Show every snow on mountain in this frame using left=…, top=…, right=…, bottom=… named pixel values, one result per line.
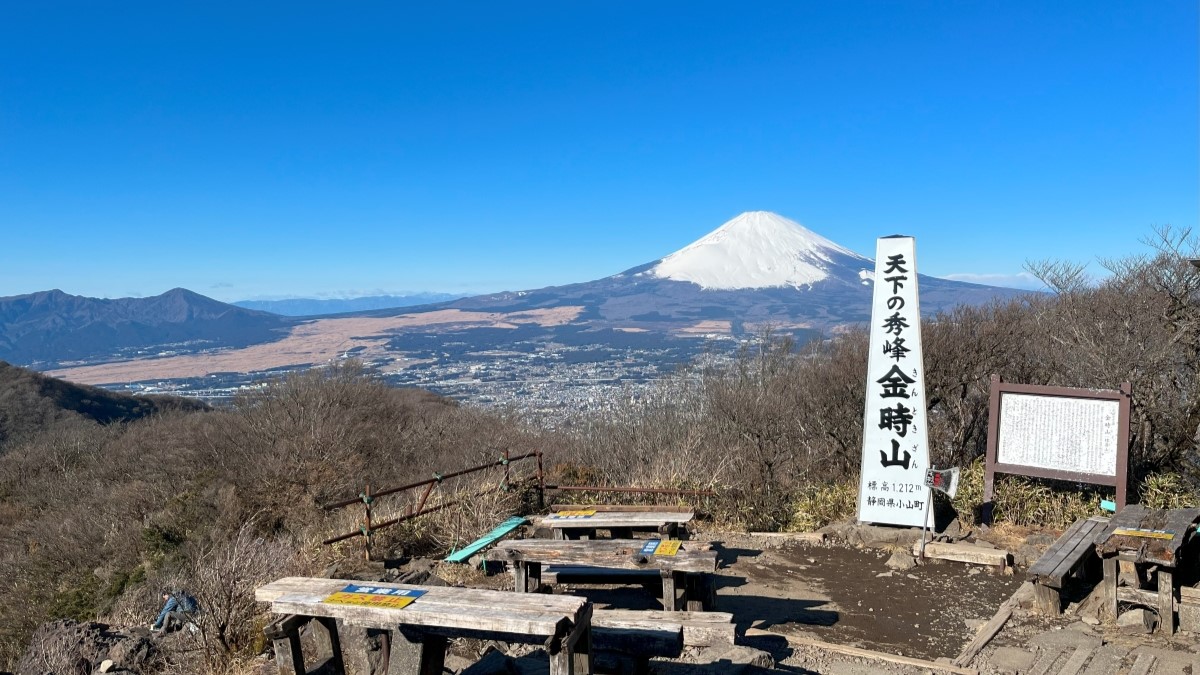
left=647, top=211, right=870, bottom=290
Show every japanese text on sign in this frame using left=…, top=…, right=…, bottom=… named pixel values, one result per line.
left=322, top=585, right=427, bottom=609
left=997, top=394, right=1120, bottom=476
left=857, top=237, right=932, bottom=528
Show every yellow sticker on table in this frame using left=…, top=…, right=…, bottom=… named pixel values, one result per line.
left=551, top=509, right=597, bottom=518
left=642, top=539, right=682, bottom=556
left=1113, top=528, right=1176, bottom=540
left=654, top=540, right=682, bottom=556
left=322, top=585, right=426, bottom=609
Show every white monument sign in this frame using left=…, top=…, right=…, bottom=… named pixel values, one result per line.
left=857, top=236, right=933, bottom=527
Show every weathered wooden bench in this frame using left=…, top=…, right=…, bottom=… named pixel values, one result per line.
left=256, top=577, right=593, bottom=675
left=1096, top=505, right=1200, bottom=634
left=1028, top=516, right=1109, bottom=615
left=486, top=539, right=718, bottom=611
left=588, top=609, right=735, bottom=675
left=536, top=511, right=695, bottom=541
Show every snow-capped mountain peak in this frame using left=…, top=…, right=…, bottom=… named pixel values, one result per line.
left=647, top=211, right=868, bottom=290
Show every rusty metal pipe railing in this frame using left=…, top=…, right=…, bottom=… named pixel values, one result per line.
left=321, top=479, right=522, bottom=546
left=322, top=450, right=541, bottom=511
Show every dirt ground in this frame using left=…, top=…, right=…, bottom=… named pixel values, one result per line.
left=708, top=534, right=1023, bottom=661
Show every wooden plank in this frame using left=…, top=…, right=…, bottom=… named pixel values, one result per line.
left=1117, top=586, right=1160, bottom=606
left=596, top=610, right=733, bottom=647
left=746, top=532, right=827, bottom=545
left=444, top=516, right=527, bottom=563
left=1056, top=646, right=1094, bottom=675
left=914, top=541, right=1008, bottom=568
left=1045, top=520, right=1103, bottom=582
left=744, top=628, right=977, bottom=675
left=537, top=512, right=695, bottom=530
left=1033, top=583, right=1062, bottom=616
left=257, top=578, right=588, bottom=637
left=486, top=539, right=717, bottom=574
left=1128, top=652, right=1156, bottom=675
left=1049, top=520, right=1106, bottom=581
left=952, top=582, right=1033, bottom=667
left=258, top=577, right=586, bottom=613
left=271, top=635, right=304, bottom=675
left=1029, top=518, right=1091, bottom=580
left=1103, top=557, right=1118, bottom=621
left=552, top=504, right=694, bottom=513
left=1158, top=568, right=1174, bottom=634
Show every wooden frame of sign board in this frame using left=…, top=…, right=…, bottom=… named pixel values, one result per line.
left=981, top=375, right=1131, bottom=525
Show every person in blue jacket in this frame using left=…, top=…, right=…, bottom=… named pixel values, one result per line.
left=150, top=589, right=199, bottom=632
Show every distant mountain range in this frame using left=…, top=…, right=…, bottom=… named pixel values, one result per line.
left=3, top=212, right=1030, bottom=378
left=0, top=288, right=288, bottom=367
left=233, top=293, right=468, bottom=316
left=420, top=211, right=1023, bottom=330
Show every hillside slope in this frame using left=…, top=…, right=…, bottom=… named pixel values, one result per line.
left=0, top=360, right=207, bottom=449
left=0, top=288, right=291, bottom=367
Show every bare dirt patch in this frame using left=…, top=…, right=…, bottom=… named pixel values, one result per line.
left=713, top=536, right=1023, bottom=662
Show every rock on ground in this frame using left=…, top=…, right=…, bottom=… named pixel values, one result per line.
left=15, top=620, right=157, bottom=675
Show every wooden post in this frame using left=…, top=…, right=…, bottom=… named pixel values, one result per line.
left=527, top=561, right=542, bottom=593
left=1103, top=556, right=1119, bottom=621
left=514, top=561, right=529, bottom=593
left=311, top=617, right=345, bottom=674
left=364, top=482, right=373, bottom=561
left=570, top=607, right=594, bottom=675
left=390, top=628, right=445, bottom=675
left=536, top=451, right=545, bottom=510
left=660, top=571, right=678, bottom=612
left=1158, top=568, right=1174, bottom=634
left=1033, top=585, right=1061, bottom=616
left=264, top=616, right=309, bottom=675
left=503, top=449, right=510, bottom=491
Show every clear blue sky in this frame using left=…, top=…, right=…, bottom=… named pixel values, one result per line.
left=1, top=2, right=1196, bottom=300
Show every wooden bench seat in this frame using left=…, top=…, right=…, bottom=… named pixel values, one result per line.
left=256, top=577, right=593, bottom=675
left=1028, top=516, right=1109, bottom=614
left=588, top=609, right=735, bottom=675
left=487, top=539, right=718, bottom=611
left=596, top=609, right=735, bottom=648
left=537, top=511, right=695, bottom=541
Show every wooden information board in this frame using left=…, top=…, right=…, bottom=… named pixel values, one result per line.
left=982, top=375, right=1131, bottom=523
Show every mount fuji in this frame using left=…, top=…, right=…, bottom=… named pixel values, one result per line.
left=399, top=211, right=1027, bottom=335
left=16, top=211, right=1030, bottom=385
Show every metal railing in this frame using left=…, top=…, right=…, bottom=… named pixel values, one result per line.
left=322, top=450, right=544, bottom=559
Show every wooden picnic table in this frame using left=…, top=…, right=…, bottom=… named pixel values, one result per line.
left=486, top=538, right=718, bottom=612
left=536, top=510, right=695, bottom=540
left=1094, top=505, right=1200, bottom=634
left=256, top=576, right=593, bottom=675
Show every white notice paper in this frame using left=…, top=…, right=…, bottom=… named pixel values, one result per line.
left=997, top=393, right=1120, bottom=476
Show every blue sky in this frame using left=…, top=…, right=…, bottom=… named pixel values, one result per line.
left=1, top=2, right=1195, bottom=301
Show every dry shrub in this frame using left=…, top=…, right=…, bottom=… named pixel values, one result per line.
left=788, top=478, right=859, bottom=532
left=1139, top=473, right=1200, bottom=509
left=188, top=523, right=304, bottom=665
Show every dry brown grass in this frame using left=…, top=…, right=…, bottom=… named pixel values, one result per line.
left=48, top=306, right=583, bottom=384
